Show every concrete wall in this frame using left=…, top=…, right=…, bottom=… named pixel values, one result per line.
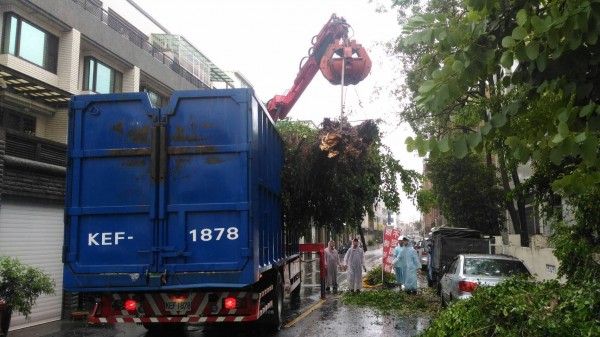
left=494, top=234, right=566, bottom=283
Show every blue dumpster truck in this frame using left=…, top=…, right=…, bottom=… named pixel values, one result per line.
left=63, top=89, right=301, bottom=331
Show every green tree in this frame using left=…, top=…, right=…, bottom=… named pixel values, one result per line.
left=385, top=1, right=600, bottom=334
left=395, top=0, right=600, bottom=274
left=426, top=153, right=505, bottom=235
left=277, top=118, right=421, bottom=249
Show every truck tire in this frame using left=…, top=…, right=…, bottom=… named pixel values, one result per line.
left=264, top=271, right=283, bottom=331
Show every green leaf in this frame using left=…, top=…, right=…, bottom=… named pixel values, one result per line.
left=531, top=15, right=548, bottom=34
left=558, top=108, right=569, bottom=122
left=502, top=101, right=521, bottom=116
left=579, top=104, right=595, bottom=117
left=452, top=60, right=464, bottom=72
left=558, top=121, right=570, bottom=137
left=419, top=80, right=436, bottom=94
left=547, top=28, right=559, bottom=49
left=466, top=132, right=482, bottom=148
left=438, top=138, right=450, bottom=153
left=420, top=29, right=434, bottom=43
left=491, top=114, right=507, bottom=127
left=452, top=137, right=468, bottom=159
left=481, top=123, right=492, bottom=135
left=514, top=43, right=527, bottom=61
left=502, top=36, right=515, bottom=48
left=549, top=147, right=563, bottom=165
left=581, top=135, right=598, bottom=166
left=512, top=26, right=528, bottom=40
left=516, top=9, right=528, bottom=26
left=432, top=84, right=450, bottom=109
left=505, top=136, right=520, bottom=148
left=500, top=51, right=514, bottom=68
left=552, top=133, right=564, bottom=144
left=535, top=50, right=547, bottom=71
left=428, top=137, right=438, bottom=152
left=574, top=131, right=587, bottom=143
left=432, top=69, right=444, bottom=79
left=405, top=137, right=415, bottom=152
left=526, top=41, right=540, bottom=60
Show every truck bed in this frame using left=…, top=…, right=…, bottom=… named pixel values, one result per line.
left=63, top=89, right=287, bottom=292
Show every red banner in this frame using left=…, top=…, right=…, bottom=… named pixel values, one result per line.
left=382, top=226, right=402, bottom=273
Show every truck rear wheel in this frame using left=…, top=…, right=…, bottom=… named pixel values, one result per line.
left=263, top=271, right=283, bottom=331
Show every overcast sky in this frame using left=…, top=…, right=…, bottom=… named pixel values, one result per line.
left=115, top=0, right=423, bottom=222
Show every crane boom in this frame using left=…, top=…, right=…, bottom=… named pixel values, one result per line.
left=267, top=14, right=371, bottom=121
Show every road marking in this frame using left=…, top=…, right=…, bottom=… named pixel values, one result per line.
left=283, top=298, right=326, bottom=329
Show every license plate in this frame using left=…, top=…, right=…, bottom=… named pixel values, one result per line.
left=165, top=300, right=191, bottom=311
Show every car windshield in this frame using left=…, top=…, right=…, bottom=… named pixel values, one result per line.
left=463, top=258, right=530, bottom=277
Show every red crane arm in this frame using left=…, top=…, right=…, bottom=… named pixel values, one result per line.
left=267, top=14, right=349, bottom=121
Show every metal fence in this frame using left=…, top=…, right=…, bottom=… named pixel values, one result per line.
left=71, top=0, right=210, bottom=89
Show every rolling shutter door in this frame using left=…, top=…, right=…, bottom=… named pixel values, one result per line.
left=0, top=199, right=63, bottom=330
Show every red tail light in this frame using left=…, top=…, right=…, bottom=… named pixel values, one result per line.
left=124, top=299, right=137, bottom=311
left=224, top=297, right=237, bottom=310
left=458, top=281, right=478, bottom=292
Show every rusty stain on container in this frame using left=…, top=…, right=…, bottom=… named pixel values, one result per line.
left=127, top=125, right=151, bottom=143
left=171, top=127, right=208, bottom=143
left=107, top=148, right=151, bottom=156
left=205, top=157, right=224, bottom=164
left=112, top=121, right=124, bottom=134
left=120, top=159, right=147, bottom=167
left=172, top=157, right=191, bottom=175
left=169, top=146, right=217, bottom=155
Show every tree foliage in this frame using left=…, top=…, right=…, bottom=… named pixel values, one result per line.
left=392, top=0, right=600, bottom=258
left=426, top=153, right=505, bottom=235
left=277, top=118, right=421, bottom=237
left=0, top=256, right=55, bottom=317
left=387, top=0, right=600, bottom=334
left=400, top=0, right=600, bottom=196
left=421, top=276, right=600, bottom=337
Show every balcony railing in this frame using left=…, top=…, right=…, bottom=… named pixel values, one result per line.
left=71, top=0, right=211, bottom=89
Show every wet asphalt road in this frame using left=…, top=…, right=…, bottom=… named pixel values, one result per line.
left=10, top=246, right=432, bottom=337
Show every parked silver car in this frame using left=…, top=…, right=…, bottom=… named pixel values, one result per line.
left=439, top=254, right=532, bottom=307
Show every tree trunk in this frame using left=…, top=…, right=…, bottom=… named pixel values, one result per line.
left=358, top=227, right=367, bottom=252
left=498, top=150, right=520, bottom=237
left=511, top=167, right=530, bottom=247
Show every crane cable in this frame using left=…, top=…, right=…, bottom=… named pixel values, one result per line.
left=340, top=56, right=345, bottom=132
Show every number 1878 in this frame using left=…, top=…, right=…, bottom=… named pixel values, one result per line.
left=189, top=227, right=239, bottom=242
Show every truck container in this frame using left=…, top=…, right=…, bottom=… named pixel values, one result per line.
left=427, top=227, right=490, bottom=289
left=63, top=89, right=301, bottom=331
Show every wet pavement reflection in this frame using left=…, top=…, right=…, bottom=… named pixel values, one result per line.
left=10, top=246, right=433, bottom=337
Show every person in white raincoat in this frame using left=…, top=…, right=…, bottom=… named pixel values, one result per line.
left=324, top=240, right=341, bottom=292
left=392, top=237, right=405, bottom=288
left=399, top=237, right=421, bottom=294
left=344, top=238, right=366, bottom=293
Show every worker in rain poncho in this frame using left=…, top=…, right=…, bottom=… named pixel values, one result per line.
left=343, top=238, right=366, bottom=293
left=391, top=236, right=405, bottom=288
left=399, top=237, right=421, bottom=294
left=324, top=240, right=341, bottom=292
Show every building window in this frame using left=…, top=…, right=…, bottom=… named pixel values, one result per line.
left=141, top=86, right=168, bottom=107
left=0, top=108, right=36, bottom=135
left=83, top=57, right=122, bottom=94
left=2, top=12, right=58, bottom=73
